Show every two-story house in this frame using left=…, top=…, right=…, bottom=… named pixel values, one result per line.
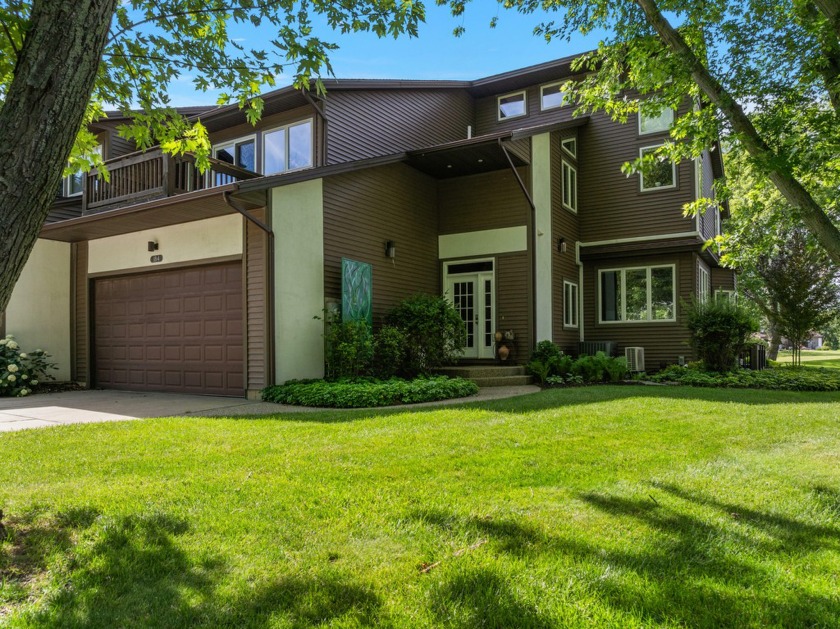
left=4, top=54, right=735, bottom=398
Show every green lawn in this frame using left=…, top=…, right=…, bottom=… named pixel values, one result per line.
left=777, top=348, right=840, bottom=368
left=2, top=386, right=839, bottom=628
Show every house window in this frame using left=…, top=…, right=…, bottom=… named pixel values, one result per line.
left=263, top=119, right=314, bottom=175
left=541, top=82, right=567, bottom=110
left=639, top=107, right=674, bottom=134
left=599, top=265, right=676, bottom=323
left=498, top=91, right=526, bottom=120
left=63, top=144, right=102, bottom=197
left=562, top=160, right=577, bottom=212
left=214, top=137, right=256, bottom=171
left=716, top=289, right=736, bottom=304
left=640, top=145, right=676, bottom=191
left=564, top=281, right=579, bottom=328
left=698, top=264, right=710, bottom=302
left=561, top=137, right=577, bottom=158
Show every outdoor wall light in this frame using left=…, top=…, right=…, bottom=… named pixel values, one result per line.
left=557, top=237, right=566, bottom=254
left=148, top=240, right=159, bottom=252
left=385, top=240, right=396, bottom=259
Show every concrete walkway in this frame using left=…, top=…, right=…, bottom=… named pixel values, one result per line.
left=0, top=385, right=541, bottom=432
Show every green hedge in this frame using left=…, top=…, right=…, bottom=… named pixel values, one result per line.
left=651, top=365, right=840, bottom=391
left=262, top=376, right=479, bottom=408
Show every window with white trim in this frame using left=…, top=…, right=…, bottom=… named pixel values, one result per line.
left=541, top=82, right=568, bottom=110
left=498, top=91, right=526, bottom=120
left=564, top=281, right=579, bottom=328
left=561, top=137, right=577, bottom=158
left=638, top=107, right=674, bottom=134
left=640, top=145, right=676, bottom=191
left=715, top=289, right=736, bottom=304
left=599, top=265, right=675, bottom=322
left=562, top=160, right=577, bottom=212
left=63, top=145, right=102, bottom=197
left=263, top=118, right=314, bottom=174
left=213, top=136, right=256, bottom=186
left=698, top=264, right=710, bottom=302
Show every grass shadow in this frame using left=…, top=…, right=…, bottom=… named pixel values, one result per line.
left=3, top=507, right=383, bottom=628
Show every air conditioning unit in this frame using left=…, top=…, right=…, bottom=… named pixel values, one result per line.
left=625, top=347, right=645, bottom=372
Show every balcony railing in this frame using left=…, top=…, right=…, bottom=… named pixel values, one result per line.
left=83, top=148, right=260, bottom=213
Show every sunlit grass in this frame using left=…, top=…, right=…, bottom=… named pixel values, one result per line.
left=2, top=386, right=839, bottom=627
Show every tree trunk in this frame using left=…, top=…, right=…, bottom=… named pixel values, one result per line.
left=768, top=323, right=781, bottom=361
left=0, top=0, right=118, bottom=312
left=635, top=0, right=840, bottom=266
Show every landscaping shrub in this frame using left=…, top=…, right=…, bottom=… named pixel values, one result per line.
left=385, top=294, right=465, bottom=376
left=651, top=364, right=840, bottom=391
left=262, top=376, right=478, bottom=408
left=323, top=317, right=373, bottom=380
left=0, top=335, right=56, bottom=397
left=686, top=297, right=758, bottom=372
left=527, top=342, right=626, bottom=386
left=371, top=325, right=406, bottom=380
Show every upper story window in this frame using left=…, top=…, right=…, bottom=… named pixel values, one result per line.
left=600, top=265, right=676, bottom=323
left=561, top=137, right=577, bottom=158
left=62, top=145, right=102, bottom=197
left=639, top=107, right=674, bottom=135
left=562, top=160, right=577, bottom=213
left=498, top=91, right=527, bottom=121
left=541, top=82, right=568, bottom=110
left=263, top=119, right=314, bottom=175
left=640, top=145, right=676, bottom=191
left=214, top=137, right=256, bottom=171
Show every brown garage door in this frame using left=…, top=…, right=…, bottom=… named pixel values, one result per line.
left=93, top=262, right=244, bottom=396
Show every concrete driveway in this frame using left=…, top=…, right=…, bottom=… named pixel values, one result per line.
left=0, top=385, right=540, bottom=432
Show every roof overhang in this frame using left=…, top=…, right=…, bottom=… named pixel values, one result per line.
left=39, top=186, right=266, bottom=243
left=579, top=237, right=706, bottom=261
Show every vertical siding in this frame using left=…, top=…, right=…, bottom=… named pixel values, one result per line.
left=438, top=167, right=530, bottom=234
left=325, top=89, right=474, bottom=164
left=245, top=208, right=270, bottom=389
left=322, top=163, right=439, bottom=322
left=582, top=251, right=695, bottom=371
left=73, top=241, right=89, bottom=383
left=551, top=131, right=582, bottom=352
left=496, top=252, right=532, bottom=363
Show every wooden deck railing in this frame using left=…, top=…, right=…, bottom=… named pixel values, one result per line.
left=84, top=149, right=260, bottom=212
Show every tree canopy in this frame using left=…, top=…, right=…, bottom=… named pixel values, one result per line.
left=0, top=0, right=425, bottom=311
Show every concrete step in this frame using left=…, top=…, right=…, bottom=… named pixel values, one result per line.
left=436, top=365, right=533, bottom=387
left=470, top=375, right=535, bottom=387
left=437, top=365, right=527, bottom=379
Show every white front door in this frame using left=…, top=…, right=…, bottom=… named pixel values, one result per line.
left=444, top=260, right=495, bottom=359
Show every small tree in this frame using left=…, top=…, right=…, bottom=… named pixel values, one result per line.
left=686, top=297, right=758, bottom=372
left=755, top=231, right=840, bottom=366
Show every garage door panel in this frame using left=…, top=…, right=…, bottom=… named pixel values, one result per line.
left=94, top=261, right=244, bottom=396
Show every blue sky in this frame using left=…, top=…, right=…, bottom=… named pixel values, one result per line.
left=167, top=3, right=609, bottom=105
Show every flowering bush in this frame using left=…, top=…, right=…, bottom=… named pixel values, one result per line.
left=0, top=335, right=57, bottom=397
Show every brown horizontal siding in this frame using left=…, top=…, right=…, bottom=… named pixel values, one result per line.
left=474, top=83, right=579, bottom=136
left=323, top=163, right=439, bottom=323
left=551, top=131, right=581, bottom=352
left=582, top=251, right=695, bottom=371
left=73, top=241, right=89, bottom=383
left=711, top=266, right=737, bottom=292
left=496, top=252, right=531, bottom=363
left=578, top=108, right=696, bottom=242
left=325, top=89, right=474, bottom=164
left=245, top=208, right=269, bottom=389
left=438, top=167, right=531, bottom=234
left=108, top=132, right=136, bottom=160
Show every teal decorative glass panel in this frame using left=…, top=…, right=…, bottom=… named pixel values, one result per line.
left=341, top=258, right=372, bottom=325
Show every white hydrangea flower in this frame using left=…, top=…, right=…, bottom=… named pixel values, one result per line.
left=7, top=341, right=18, bottom=350
left=31, top=380, right=38, bottom=386
left=19, top=353, right=27, bottom=358
left=7, top=374, right=16, bottom=382
left=7, top=364, right=18, bottom=373
left=21, top=374, right=28, bottom=380
left=19, top=388, right=29, bottom=396
left=0, top=339, right=6, bottom=346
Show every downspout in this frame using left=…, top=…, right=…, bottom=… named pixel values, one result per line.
left=499, top=138, right=537, bottom=354
left=302, top=89, right=328, bottom=166
left=224, top=189, right=275, bottom=388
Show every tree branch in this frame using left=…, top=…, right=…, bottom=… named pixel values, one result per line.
left=103, top=51, right=282, bottom=75
left=0, top=17, right=20, bottom=58
left=634, top=0, right=840, bottom=265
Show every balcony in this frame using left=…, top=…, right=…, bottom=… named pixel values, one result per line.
left=82, top=148, right=260, bottom=214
